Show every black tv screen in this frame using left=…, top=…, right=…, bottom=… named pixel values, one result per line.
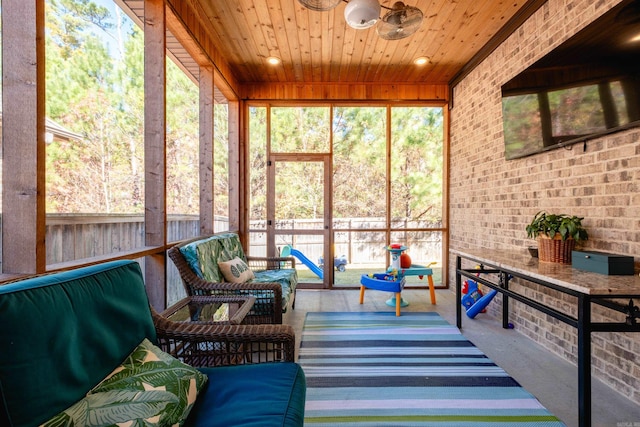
left=501, top=0, right=640, bottom=160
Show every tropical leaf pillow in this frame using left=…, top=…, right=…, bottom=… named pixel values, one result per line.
left=41, top=338, right=207, bottom=427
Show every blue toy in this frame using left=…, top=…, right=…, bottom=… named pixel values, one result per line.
left=466, top=288, right=498, bottom=318
left=461, top=279, right=483, bottom=309
left=318, top=254, right=348, bottom=272
left=359, top=273, right=406, bottom=316
left=461, top=279, right=497, bottom=319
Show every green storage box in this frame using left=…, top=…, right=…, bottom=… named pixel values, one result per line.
left=571, top=250, right=634, bottom=275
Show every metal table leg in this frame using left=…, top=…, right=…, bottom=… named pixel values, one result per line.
left=456, top=256, right=462, bottom=329
left=577, top=294, right=592, bottom=427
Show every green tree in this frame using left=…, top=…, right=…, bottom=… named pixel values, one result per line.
left=333, top=106, right=387, bottom=219
left=248, top=105, right=443, bottom=226
left=47, top=0, right=113, bottom=57
left=391, top=107, right=443, bottom=224
left=214, top=104, right=230, bottom=217
left=249, top=106, right=267, bottom=222
left=115, top=26, right=145, bottom=211
left=270, top=107, right=330, bottom=220
left=166, top=60, right=199, bottom=215
left=46, top=0, right=145, bottom=213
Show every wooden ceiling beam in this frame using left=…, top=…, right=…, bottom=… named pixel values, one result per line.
left=240, top=82, right=448, bottom=102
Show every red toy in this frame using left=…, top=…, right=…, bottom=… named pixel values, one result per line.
left=400, top=252, right=412, bottom=268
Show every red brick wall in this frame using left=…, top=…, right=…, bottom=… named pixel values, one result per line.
left=449, top=0, right=640, bottom=404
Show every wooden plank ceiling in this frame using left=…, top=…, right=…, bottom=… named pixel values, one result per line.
left=186, top=0, right=532, bottom=84
left=118, top=0, right=539, bottom=95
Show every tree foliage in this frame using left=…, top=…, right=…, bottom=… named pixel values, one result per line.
left=45, top=0, right=204, bottom=215
left=390, top=107, right=443, bottom=223
left=42, top=0, right=442, bottom=224
left=333, top=107, right=387, bottom=218
left=249, top=105, right=444, bottom=225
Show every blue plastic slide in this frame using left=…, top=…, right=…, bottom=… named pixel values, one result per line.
left=281, top=245, right=323, bottom=279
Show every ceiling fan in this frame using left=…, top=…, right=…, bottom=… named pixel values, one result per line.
left=297, top=0, right=424, bottom=40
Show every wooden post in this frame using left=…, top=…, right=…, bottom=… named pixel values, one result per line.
left=1, top=0, right=46, bottom=274
left=238, top=100, right=249, bottom=249
left=228, top=99, right=240, bottom=232
left=199, top=65, right=214, bottom=236
left=144, top=0, right=167, bottom=309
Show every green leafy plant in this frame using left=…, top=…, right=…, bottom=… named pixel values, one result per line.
left=526, top=211, right=589, bottom=242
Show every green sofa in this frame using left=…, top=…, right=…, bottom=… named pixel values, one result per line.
left=0, top=260, right=306, bottom=427
left=169, top=232, right=298, bottom=324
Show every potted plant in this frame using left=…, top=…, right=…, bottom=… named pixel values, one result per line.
left=525, top=211, right=588, bottom=263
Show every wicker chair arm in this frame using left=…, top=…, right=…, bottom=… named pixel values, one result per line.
left=151, top=307, right=296, bottom=366
left=187, top=279, right=282, bottom=295
left=246, top=256, right=296, bottom=270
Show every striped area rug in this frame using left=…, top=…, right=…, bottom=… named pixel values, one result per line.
left=299, top=312, right=566, bottom=426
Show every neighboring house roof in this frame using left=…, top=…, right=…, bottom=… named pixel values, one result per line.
left=44, top=117, right=84, bottom=142
left=0, top=111, right=84, bottom=143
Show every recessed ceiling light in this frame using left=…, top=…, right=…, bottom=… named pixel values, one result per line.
left=266, top=56, right=281, bottom=65
left=414, top=56, right=429, bottom=66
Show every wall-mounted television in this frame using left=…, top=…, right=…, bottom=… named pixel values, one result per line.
left=501, top=0, right=640, bottom=160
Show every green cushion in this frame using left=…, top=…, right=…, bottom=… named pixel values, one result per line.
left=0, top=260, right=156, bottom=427
left=186, top=363, right=306, bottom=427
left=195, top=237, right=224, bottom=282
left=194, top=233, right=247, bottom=283
left=217, top=232, right=247, bottom=262
left=42, top=338, right=207, bottom=427
left=179, top=238, right=211, bottom=278
left=252, top=269, right=298, bottom=313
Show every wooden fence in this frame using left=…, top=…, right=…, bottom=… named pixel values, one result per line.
left=0, top=215, right=442, bottom=304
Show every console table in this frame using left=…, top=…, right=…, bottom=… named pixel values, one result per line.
left=453, top=248, right=640, bottom=427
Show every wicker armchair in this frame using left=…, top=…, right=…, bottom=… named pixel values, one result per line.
left=168, top=235, right=297, bottom=325
left=151, top=296, right=296, bottom=367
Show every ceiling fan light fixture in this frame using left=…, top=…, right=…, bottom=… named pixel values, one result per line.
left=297, top=0, right=342, bottom=12
left=387, top=2, right=406, bottom=25
left=377, top=1, right=423, bottom=40
left=344, top=0, right=381, bottom=30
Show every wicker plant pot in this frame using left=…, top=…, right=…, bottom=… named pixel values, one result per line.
left=537, top=234, right=576, bottom=264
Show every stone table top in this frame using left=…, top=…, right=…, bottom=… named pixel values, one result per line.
left=452, top=248, right=639, bottom=296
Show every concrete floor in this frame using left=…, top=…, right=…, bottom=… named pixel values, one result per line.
left=285, top=287, right=640, bottom=427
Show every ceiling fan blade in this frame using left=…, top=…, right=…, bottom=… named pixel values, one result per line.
left=298, top=0, right=342, bottom=12
left=377, top=4, right=423, bottom=40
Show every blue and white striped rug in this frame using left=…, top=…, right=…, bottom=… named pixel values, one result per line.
left=299, top=312, right=566, bottom=426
